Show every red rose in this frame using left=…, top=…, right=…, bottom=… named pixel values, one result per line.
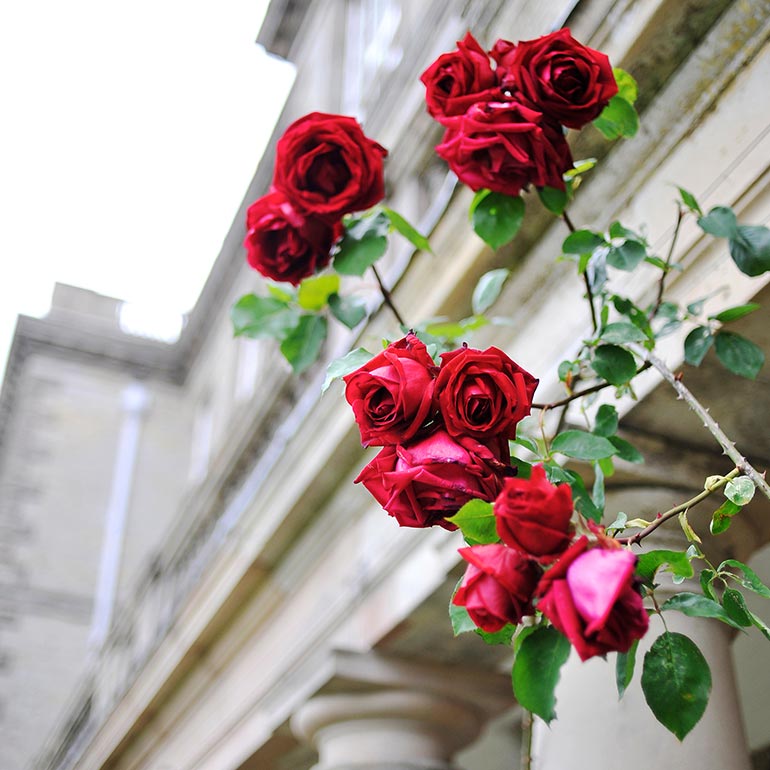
left=536, top=537, right=649, bottom=661
left=453, top=544, right=541, bottom=632
left=243, top=192, right=340, bottom=285
left=436, top=345, right=538, bottom=440
left=344, top=334, right=438, bottom=447
left=489, top=38, right=517, bottom=88
left=435, top=100, right=573, bottom=194
left=503, top=28, right=618, bottom=129
left=355, top=430, right=511, bottom=529
left=495, top=465, right=573, bottom=562
left=272, top=112, right=387, bottom=220
left=420, top=32, right=499, bottom=123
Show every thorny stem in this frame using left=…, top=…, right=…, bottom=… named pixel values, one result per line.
left=629, top=343, right=770, bottom=502
left=562, top=211, right=598, bottom=333
left=371, top=264, right=406, bottom=327
left=648, top=205, right=684, bottom=322
left=617, top=467, right=740, bottom=546
left=521, top=709, right=533, bottom=770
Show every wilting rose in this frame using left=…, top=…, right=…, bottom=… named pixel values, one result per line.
left=536, top=537, right=649, bottom=660
left=453, top=544, right=541, bottom=632
left=355, top=430, right=511, bottom=529
left=436, top=345, right=538, bottom=440
left=495, top=465, right=573, bottom=562
left=420, top=32, right=499, bottom=123
left=344, top=334, right=437, bottom=446
left=503, top=28, right=618, bottom=129
left=272, top=112, right=387, bottom=219
left=243, top=192, right=339, bottom=285
left=435, top=100, right=573, bottom=194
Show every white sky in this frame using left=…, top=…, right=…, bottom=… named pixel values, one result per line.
left=0, top=0, right=295, bottom=370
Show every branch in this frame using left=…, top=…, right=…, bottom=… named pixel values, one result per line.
left=629, top=344, right=770, bottom=501
left=371, top=264, right=406, bottom=327
left=617, top=468, right=740, bottom=546
left=562, top=211, right=598, bottom=333
left=648, top=205, right=684, bottom=322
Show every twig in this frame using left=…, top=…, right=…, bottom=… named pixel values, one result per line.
left=562, top=212, right=598, bottom=332
left=521, top=709, right=533, bottom=770
left=629, top=344, right=770, bottom=501
left=371, top=264, right=406, bottom=327
left=648, top=205, right=684, bottom=322
left=617, top=468, right=740, bottom=546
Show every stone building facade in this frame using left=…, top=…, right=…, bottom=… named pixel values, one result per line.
left=3, top=0, right=770, bottom=768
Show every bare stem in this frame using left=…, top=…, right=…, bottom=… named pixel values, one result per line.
left=562, top=212, right=598, bottom=333
left=521, top=709, right=533, bottom=770
left=648, top=205, right=684, bottom=322
left=371, top=264, right=406, bottom=327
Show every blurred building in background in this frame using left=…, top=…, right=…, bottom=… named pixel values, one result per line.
left=2, top=1, right=770, bottom=769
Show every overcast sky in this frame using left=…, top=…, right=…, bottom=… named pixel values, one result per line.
left=0, top=0, right=294, bottom=371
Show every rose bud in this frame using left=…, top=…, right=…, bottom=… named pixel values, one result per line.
left=453, top=544, right=541, bottom=632
left=503, top=28, right=618, bottom=129
left=494, top=465, right=573, bottom=562
left=243, top=192, right=339, bottom=285
left=436, top=345, right=538, bottom=440
left=272, top=112, right=387, bottom=220
left=355, top=429, right=511, bottom=529
left=536, top=537, right=649, bottom=661
left=344, top=334, right=438, bottom=447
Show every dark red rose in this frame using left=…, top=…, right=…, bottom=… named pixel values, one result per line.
left=436, top=345, right=538, bottom=440
left=453, top=544, right=541, bottom=632
left=355, top=430, right=511, bottom=529
left=435, top=100, right=573, bottom=194
left=421, top=32, right=499, bottom=123
left=495, top=465, right=573, bottom=562
left=536, top=537, right=649, bottom=661
left=489, top=38, right=517, bottom=87
left=243, top=192, right=340, bottom=285
left=272, top=112, right=387, bottom=220
left=503, top=28, right=618, bottom=129
left=344, top=334, right=438, bottom=447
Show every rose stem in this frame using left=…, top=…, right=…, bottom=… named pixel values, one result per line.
left=647, top=204, right=684, bottom=322
left=562, top=211, right=598, bottom=333
left=520, top=709, right=533, bottom=770
left=371, top=264, right=406, bottom=328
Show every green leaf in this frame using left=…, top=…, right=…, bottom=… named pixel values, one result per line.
left=641, top=632, right=712, bottom=740
left=266, top=283, right=296, bottom=302
left=593, top=404, right=619, bottom=438
left=722, top=588, right=753, bottom=627
left=593, top=95, right=639, bottom=139
left=608, top=436, right=644, bottom=464
left=552, top=467, right=602, bottom=523
left=678, top=187, right=702, bottom=216
left=476, top=624, right=516, bottom=646
left=563, top=229, right=605, bottom=255
left=469, top=188, right=492, bottom=219
left=700, top=568, right=718, bottom=602
left=537, top=186, right=568, bottom=215
left=729, top=224, right=770, bottom=276
left=472, top=268, right=511, bottom=315
left=711, top=303, right=760, bottom=323
left=724, top=476, right=755, bottom=506
left=564, top=158, right=597, bottom=179
left=322, top=347, right=373, bottom=393
left=449, top=578, right=477, bottom=635
left=592, top=344, right=637, bottom=385
left=472, top=192, right=526, bottom=249
left=279, top=315, right=328, bottom=374
left=636, top=550, right=694, bottom=583
left=425, top=315, right=488, bottom=339
left=600, top=322, right=648, bottom=344
left=748, top=610, right=770, bottom=642
left=612, top=295, right=654, bottom=339
left=714, top=331, right=764, bottom=379
left=333, top=212, right=390, bottom=275
left=606, top=240, right=647, bottom=271
left=616, top=640, right=639, bottom=699
left=231, top=294, right=300, bottom=339
left=383, top=207, right=432, bottom=252
left=661, top=592, right=744, bottom=630
left=718, top=559, right=770, bottom=599
left=684, top=326, right=714, bottom=366
left=328, top=293, right=367, bottom=329
left=551, top=430, right=617, bottom=461
left=709, top=499, right=741, bottom=535
left=512, top=626, right=571, bottom=724
left=445, top=499, right=498, bottom=545
left=557, top=359, right=580, bottom=382
left=513, top=435, right=539, bottom=455
left=297, top=274, right=340, bottom=311
left=613, top=68, right=638, bottom=104
left=592, top=462, right=605, bottom=510
left=697, top=206, right=738, bottom=239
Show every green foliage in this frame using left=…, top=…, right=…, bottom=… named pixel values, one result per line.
left=714, top=331, right=765, bottom=379
left=729, top=225, right=770, bottom=276
left=551, top=430, right=617, bottom=461
left=563, top=229, right=605, bottom=255
left=472, top=268, right=511, bottom=315
left=684, top=326, right=713, bottom=366
left=592, top=344, right=637, bottom=385
left=718, top=559, right=770, bottom=599
left=661, top=592, right=745, bottom=630
left=593, top=404, right=619, bottom=437
left=724, top=476, right=755, bottom=506
left=548, top=465, right=603, bottom=523
left=722, top=588, right=753, bottom=627
left=616, top=640, right=639, bottom=699
left=711, top=303, right=760, bottom=323
left=476, top=624, right=516, bottom=646
left=322, top=347, right=373, bottom=393
left=710, top=499, right=741, bottom=535
left=600, top=322, right=648, bottom=344
left=538, top=186, right=568, bottom=215
left=697, top=206, right=737, bottom=238
left=608, top=435, right=644, bottom=464
left=279, top=315, right=328, bottom=373
left=231, top=294, right=300, bottom=339
left=449, top=579, right=477, bottom=636
left=678, top=187, right=702, bottom=216
left=606, top=239, right=647, bottom=271
left=641, top=632, right=712, bottom=740
left=297, top=274, right=340, bottom=310
left=613, top=68, right=638, bottom=104
left=334, top=212, right=390, bottom=275
left=636, top=550, right=694, bottom=583
left=472, top=192, right=526, bottom=249
left=328, top=293, right=367, bottom=329
left=445, top=499, right=498, bottom=545
left=382, top=207, right=432, bottom=252
left=593, top=95, right=639, bottom=139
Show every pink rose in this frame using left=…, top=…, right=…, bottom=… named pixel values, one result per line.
left=536, top=537, right=649, bottom=660
left=453, top=544, right=541, bottom=632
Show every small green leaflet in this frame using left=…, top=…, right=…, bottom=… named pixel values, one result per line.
left=445, top=499, right=498, bottom=545
left=334, top=212, right=390, bottom=275
left=537, top=186, right=568, bottom=215
left=382, top=207, right=432, bottom=253
left=606, top=240, right=647, bottom=271
left=714, top=331, right=764, bottom=379
left=661, top=592, right=745, bottom=631
left=717, top=559, right=770, bottom=599
left=449, top=578, right=477, bottom=636
left=709, top=499, right=741, bottom=535
left=279, top=315, right=328, bottom=374
left=722, top=588, right=753, bottom=627
left=616, top=640, right=639, bottom=699
left=636, top=550, right=694, bottom=583
left=613, top=68, right=638, bottom=104
left=472, top=268, right=511, bottom=315
left=563, top=229, right=605, bottom=255
left=710, top=303, right=760, bottom=323
left=684, top=326, right=713, bottom=366
left=231, top=294, right=300, bottom=340
left=593, top=404, right=618, bottom=437
left=551, top=430, right=617, bottom=461
left=592, top=344, right=637, bottom=385
left=593, top=95, right=639, bottom=139
left=322, top=347, right=373, bottom=393
left=328, top=293, right=367, bottom=329
left=472, top=192, right=525, bottom=249
left=678, top=187, right=702, bottom=216
left=297, top=274, right=340, bottom=310
left=724, top=476, right=755, bottom=506
left=729, top=224, right=770, bottom=276
left=697, top=206, right=738, bottom=238
left=608, top=435, right=644, bottom=464
left=600, top=322, right=648, bottom=345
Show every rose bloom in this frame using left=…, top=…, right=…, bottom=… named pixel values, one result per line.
left=420, top=32, right=499, bottom=123
left=503, top=28, right=618, bottom=129
left=435, top=100, right=573, bottom=195
left=272, top=112, right=387, bottom=220
left=344, top=334, right=437, bottom=447
left=495, top=465, right=573, bottom=562
left=243, top=192, right=339, bottom=285
left=436, top=345, right=538, bottom=440
left=536, top=537, right=649, bottom=661
left=453, top=544, right=541, bottom=632
left=355, top=430, right=511, bottom=529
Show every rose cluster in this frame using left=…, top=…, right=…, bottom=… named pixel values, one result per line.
left=421, top=29, right=617, bottom=195
left=345, top=333, right=538, bottom=529
left=454, top=466, right=649, bottom=660
left=244, top=113, right=387, bottom=285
